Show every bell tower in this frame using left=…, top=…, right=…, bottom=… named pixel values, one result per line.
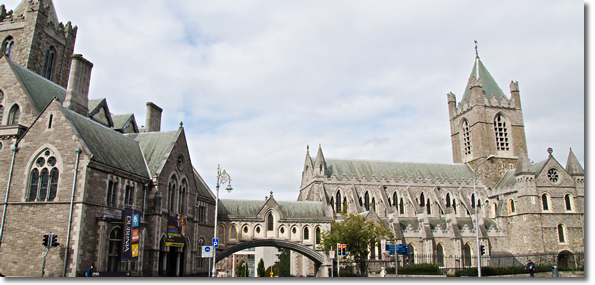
left=447, top=47, right=528, bottom=188
left=0, top=0, right=77, bottom=88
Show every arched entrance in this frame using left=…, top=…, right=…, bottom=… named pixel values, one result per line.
left=557, top=250, right=575, bottom=269
left=463, top=243, right=472, bottom=268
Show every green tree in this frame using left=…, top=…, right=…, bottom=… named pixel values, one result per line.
left=237, top=260, right=248, bottom=277
left=320, top=213, right=394, bottom=275
left=257, top=258, right=265, bottom=277
left=277, top=248, right=291, bottom=277
left=265, top=264, right=278, bottom=277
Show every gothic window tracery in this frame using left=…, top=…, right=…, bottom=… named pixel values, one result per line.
left=336, top=191, right=342, bottom=213
left=28, top=150, right=59, bottom=202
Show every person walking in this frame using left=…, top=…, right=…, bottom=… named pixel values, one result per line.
left=525, top=260, right=536, bottom=277
left=86, top=265, right=94, bottom=277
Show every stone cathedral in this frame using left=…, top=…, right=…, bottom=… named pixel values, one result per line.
left=298, top=55, right=584, bottom=270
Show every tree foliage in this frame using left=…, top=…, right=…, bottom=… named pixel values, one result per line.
left=320, top=213, right=394, bottom=275
left=277, top=248, right=291, bottom=277
left=257, top=258, right=265, bottom=277
left=236, top=260, right=248, bottom=277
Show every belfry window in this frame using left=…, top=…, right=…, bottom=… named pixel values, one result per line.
left=494, top=114, right=510, bottom=151
left=462, top=119, right=472, bottom=155
left=28, top=150, right=59, bottom=202
left=42, top=47, right=55, bottom=80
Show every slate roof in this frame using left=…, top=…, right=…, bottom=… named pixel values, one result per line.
left=462, top=58, right=507, bottom=103
left=60, top=103, right=150, bottom=179
left=312, top=157, right=474, bottom=181
left=193, top=167, right=215, bottom=202
left=87, top=98, right=104, bottom=114
left=126, top=130, right=179, bottom=175
left=111, top=113, right=134, bottom=130
left=9, top=59, right=66, bottom=113
left=218, top=199, right=326, bottom=218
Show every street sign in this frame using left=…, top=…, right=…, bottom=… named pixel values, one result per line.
left=381, top=239, right=386, bottom=253
left=202, top=246, right=213, bottom=257
left=396, top=244, right=409, bottom=255
left=330, top=251, right=335, bottom=259
left=386, top=244, right=396, bottom=256
left=213, top=238, right=219, bottom=248
left=382, top=253, right=385, bottom=262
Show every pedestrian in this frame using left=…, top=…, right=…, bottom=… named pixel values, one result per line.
left=86, top=265, right=94, bottom=277
left=525, top=259, right=535, bottom=277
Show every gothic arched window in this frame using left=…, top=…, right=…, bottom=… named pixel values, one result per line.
left=462, top=119, right=472, bottom=155
left=426, top=198, right=431, bottom=214
left=336, top=191, right=342, bottom=213
left=2, top=36, right=14, bottom=58
left=399, top=198, right=404, bottom=215
left=420, top=193, right=425, bottom=207
left=330, top=197, right=334, bottom=212
left=197, top=238, right=205, bottom=268
left=371, top=198, right=376, bottom=212
left=42, top=46, right=55, bottom=79
left=178, top=179, right=187, bottom=214
left=8, top=104, right=19, bottom=125
left=343, top=197, right=347, bottom=212
left=28, top=150, right=59, bottom=202
left=0, top=105, right=4, bottom=125
left=542, top=193, right=549, bottom=211
left=107, top=228, right=122, bottom=272
left=168, top=177, right=177, bottom=213
left=303, top=227, right=309, bottom=240
left=436, top=243, right=444, bottom=267
left=364, top=192, right=370, bottom=211
left=557, top=224, right=566, bottom=243
left=565, top=194, right=573, bottom=211
left=315, top=227, right=321, bottom=245
left=446, top=193, right=451, bottom=207
left=393, top=192, right=397, bottom=209
left=494, top=113, right=510, bottom=151
left=267, top=213, right=274, bottom=231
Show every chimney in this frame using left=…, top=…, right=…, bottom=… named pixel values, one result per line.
left=63, top=54, right=93, bottom=116
left=145, top=102, right=162, bottom=132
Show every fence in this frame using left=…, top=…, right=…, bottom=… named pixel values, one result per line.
left=346, top=252, right=584, bottom=276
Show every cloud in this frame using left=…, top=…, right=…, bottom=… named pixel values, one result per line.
left=4, top=0, right=582, bottom=201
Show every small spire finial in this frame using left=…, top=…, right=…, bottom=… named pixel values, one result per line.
left=180, top=121, right=183, bottom=128
left=474, top=40, right=479, bottom=58
left=307, top=145, right=309, bottom=152
left=547, top=147, right=553, bottom=156
left=270, top=191, right=273, bottom=197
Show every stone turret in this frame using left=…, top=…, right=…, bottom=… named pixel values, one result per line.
left=63, top=54, right=93, bottom=116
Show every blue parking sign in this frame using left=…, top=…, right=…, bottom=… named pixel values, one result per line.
left=213, top=238, right=219, bottom=248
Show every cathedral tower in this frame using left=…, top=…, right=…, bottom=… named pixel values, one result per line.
left=0, top=0, right=77, bottom=88
left=448, top=53, right=528, bottom=188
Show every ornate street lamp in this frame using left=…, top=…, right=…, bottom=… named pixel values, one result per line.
left=468, top=155, right=494, bottom=277
left=212, top=164, right=232, bottom=277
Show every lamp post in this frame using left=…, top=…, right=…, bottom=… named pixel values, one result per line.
left=213, top=164, right=233, bottom=277
left=469, top=155, right=495, bottom=277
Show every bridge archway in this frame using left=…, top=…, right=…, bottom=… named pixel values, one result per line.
left=215, top=239, right=324, bottom=265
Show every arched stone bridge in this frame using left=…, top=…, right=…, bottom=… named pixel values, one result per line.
left=214, top=195, right=333, bottom=276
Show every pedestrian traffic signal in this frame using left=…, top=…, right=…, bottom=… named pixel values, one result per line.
left=480, top=245, right=485, bottom=256
left=42, top=234, right=49, bottom=247
left=337, top=244, right=342, bottom=256
left=51, top=234, right=59, bottom=247
left=341, top=244, right=346, bottom=256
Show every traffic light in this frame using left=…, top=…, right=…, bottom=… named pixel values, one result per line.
left=480, top=245, right=485, bottom=256
left=42, top=234, right=49, bottom=247
left=337, top=244, right=342, bottom=256
left=51, top=234, right=59, bottom=247
left=341, top=244, right=346, bottom=256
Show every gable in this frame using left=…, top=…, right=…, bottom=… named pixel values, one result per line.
left=535, top=157, right=575, bottom=188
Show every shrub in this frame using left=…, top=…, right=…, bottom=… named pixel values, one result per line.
left=396, top=263, right=441, bottom=275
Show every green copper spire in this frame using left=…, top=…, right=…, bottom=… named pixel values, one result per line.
left=461, top=57, right=507, bottom=103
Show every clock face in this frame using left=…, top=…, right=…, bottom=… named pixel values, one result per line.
left=177, top=155, right=184, bottom=170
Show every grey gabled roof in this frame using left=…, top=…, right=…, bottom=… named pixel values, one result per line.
left=60, top=103, right=150, bottom=179
left=462, top=58, right=507, bottom=103
left=218, top=199, right=326, bottom=219
left=9, top=58, right=66, bottom=113
left=312, top=157, right=475, bottom=181
left=126, top=130, right=180, bottom=175
left=193, top=167, right=215, bottom=202
left=111, top=113, right=136, bottom=131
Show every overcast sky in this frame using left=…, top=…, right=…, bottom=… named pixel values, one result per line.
left=5, top=0, right=585, bottom=201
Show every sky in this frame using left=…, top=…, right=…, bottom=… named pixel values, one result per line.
left=3, top=0, right=585, bottom=201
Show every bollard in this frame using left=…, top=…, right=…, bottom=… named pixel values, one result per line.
left=552, top=266, right=558, bottom=277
